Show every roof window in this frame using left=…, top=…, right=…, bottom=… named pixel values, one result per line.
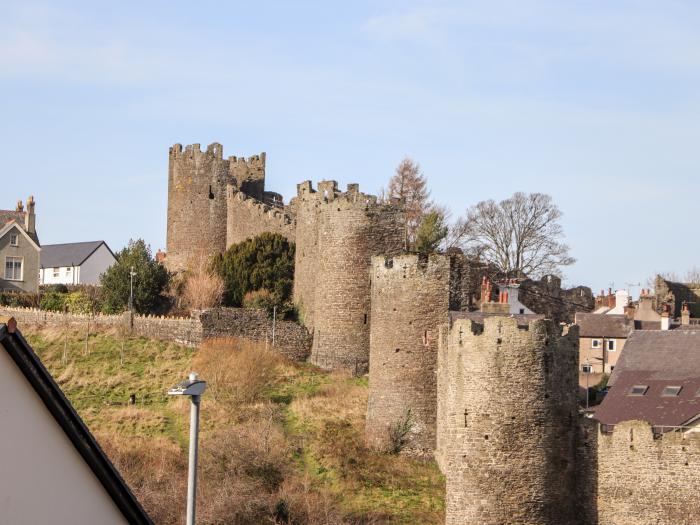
left=628, top=385, right=648, bottom=396
left=661, top=386, right=682, bottom=397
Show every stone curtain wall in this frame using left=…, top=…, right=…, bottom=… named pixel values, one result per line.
left=225, top=189, right=295, bottom=247
left=292, top=180, right=405, bottom=375
left=597, top=421, right=700, bottom=525
left=448, top=254, right=498, bottom=311
left=0, top=307, right=310, bottom=360
left=166, top=143, right=291, bottom=273
left=365, top=254, right=450, bottom=455
left=437, top=317, right=580, bottom=525
left=518, top=275, right=594, bottom=323
left=197, top=308, right=311, bottom=361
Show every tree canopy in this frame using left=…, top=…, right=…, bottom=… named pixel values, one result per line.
left=212, top=233, right=295, bottom=309
left=100, top=239, right=170, bottom=314
left=453, top=192, right=574, bottom=278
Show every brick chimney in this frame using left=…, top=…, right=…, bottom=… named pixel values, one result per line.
left=24, top=195, right=36, bottom=235
left=681, top=302, right=691, bottom=326
left=661, top=304, right=671, bottom=331
left=481, top=279, right=511, bottom=315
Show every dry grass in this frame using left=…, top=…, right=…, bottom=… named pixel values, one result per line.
left=182, top=251, right=224, bottom=311
left=193, top=338, right=281, bottom=409
left=21, top=324, right=444, bottom=524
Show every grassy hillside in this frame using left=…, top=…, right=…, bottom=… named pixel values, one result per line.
left=24, top=325, right=444, bottom=525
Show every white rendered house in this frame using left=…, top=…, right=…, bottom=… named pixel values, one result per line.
left=40, top=241, right=116, bottom=286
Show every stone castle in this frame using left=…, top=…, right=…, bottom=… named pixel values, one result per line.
left=166, top=143, right=696, bottom=525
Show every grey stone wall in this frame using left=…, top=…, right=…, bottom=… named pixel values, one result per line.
left=0, top=223, right=40, bottom=293
left=166, top=143, right=230, bottom=273
left=166, top=143, right=291, bottom=273
left=197, top=308, right=311, bottom=361
left=365, top=253, right=449, bottom=455
left=0, top=306, right=310, bottom=361
left=518, top=275, right=594, bottom=323
left=596, top=421, right=700, bottom=525
left=292, top=181, right=405, bottom=375
left=448, top=253, right=497, bottom=311
left=225, top=189, right=294, bottom=247
left=438, top=316, right=580, bottom=525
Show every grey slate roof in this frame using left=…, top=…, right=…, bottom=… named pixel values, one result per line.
left=574, top=313, right=633, bottom=339
left=596, top=330, right=700, bottom=429
left=40, top=241, right=114, bottom=268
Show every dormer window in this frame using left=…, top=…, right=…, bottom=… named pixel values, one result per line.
left=628, top=385, right=648, bottom=396
left=661, top=386, right=682, bottom=397
left=9, top=233, right=18, bottom=246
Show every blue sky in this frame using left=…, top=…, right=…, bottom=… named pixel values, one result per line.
left=2, top=1, right=699, bottom=293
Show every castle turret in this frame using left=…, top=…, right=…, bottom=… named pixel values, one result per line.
left=365, top=253, right=449, bottom=455
left=292, top=181, right=404, bottom=374
left=437, top=316, right=579, bottom=525
left=166, top=143, right=230, bottom=272
left=166, top=143, right=277, bottom=273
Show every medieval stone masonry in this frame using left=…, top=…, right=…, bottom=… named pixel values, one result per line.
left=291, top=180, right=405, bottom=374
left=366, top=253, right=450, bottom=455
left=438, top=317, right=581, bottom=525
left=164, top=142, right=699, bottom=524
left=166, top=143, right=294, bottom=273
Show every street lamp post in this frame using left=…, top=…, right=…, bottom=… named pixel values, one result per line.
left=168, top=372, right=207, bottom=525
left=129, top=266, right=136, bottom=312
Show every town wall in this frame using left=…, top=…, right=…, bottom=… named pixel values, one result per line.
left=365, top=254, right=450, bottom=455
left=292, top=181, right=405, bottom=374
left=0, top=307, right=310, bottom=360
left=166, top=143, right=230, bottom=273
left=437, top=316, right=580, bottom=525
left=225, top=189, right=295, bottom=246
left=518, top=275, right=594, bottom=323
left=596, top=421, right=700, bottom=525
left=448, top=253, right=497, bottom=311
left=166, top=143, right=293, bottom=273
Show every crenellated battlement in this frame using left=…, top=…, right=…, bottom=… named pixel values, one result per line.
left=294, top=180, right=385, bottom=208
left=374, top=253, right=448, bottom=275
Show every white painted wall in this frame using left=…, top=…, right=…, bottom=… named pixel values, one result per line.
left=607, top=290, right=630, bottom=315
left=502, top=285, right=535, bottom=315
left=40, top=265, right=78, bottom=286
left=79, top=244, right=116, bottom=285
left=0, top=346, right=128, bottom=524
left=39, top=244, right=116, bottom=286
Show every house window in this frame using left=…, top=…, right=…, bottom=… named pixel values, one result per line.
left=582, top=363, right=593, bottom=374
left=628, top=385, right=648, bottom=396
left=591, top=339, right=602, bottom=349
left=53, top=267, right=59, bottom=278
left=9, top=233, right=19, bottom=246
left=607, top=339, right=616, bottom=351
left=661, top=386, right=682, bottom=397
left=4, top=256, right=23, bottom=281
left=65, top=267, right=72, bottom=275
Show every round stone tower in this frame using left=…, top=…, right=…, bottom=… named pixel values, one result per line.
left=292, top=181, right=404, bottom=374
left=438, top=316, right=579, bottom=525
left=166, top=143, right=230, bottom=273
left=365, top=253, right=450, bottom=455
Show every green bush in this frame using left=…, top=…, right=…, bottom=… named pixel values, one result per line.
left=213, top=233, right=295, bottom=308
left=40, top=291, right=67, bottom=312
left=65, top=291, right=94, bottom=314
left=100, top=239, right=170, bottom=314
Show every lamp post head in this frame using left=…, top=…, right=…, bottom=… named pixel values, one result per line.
left=168, top=372, right=207, bottom=397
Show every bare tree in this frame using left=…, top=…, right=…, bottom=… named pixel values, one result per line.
left=383, top=157, right=432, bottom=250
left=455, top=192, right=575, bottom=278
left=182, top=251, right=224, bottom=311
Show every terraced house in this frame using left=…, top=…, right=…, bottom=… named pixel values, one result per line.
left=0, top=197, right=40, bottom=293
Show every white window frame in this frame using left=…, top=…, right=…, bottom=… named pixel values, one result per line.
left=4, top=256, right=23, bottom=281
left=53, top=267, right=59, bottom=278
left=607, top=339, right=616, bottom=351
left=591, top=339, right=602, bottom=349
left=9, top=233, right=19, bottom=246
left=582, top=363, right=594, bottom=374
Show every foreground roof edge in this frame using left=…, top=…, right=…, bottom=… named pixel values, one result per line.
left=0, top=318, right=153, bottom=525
